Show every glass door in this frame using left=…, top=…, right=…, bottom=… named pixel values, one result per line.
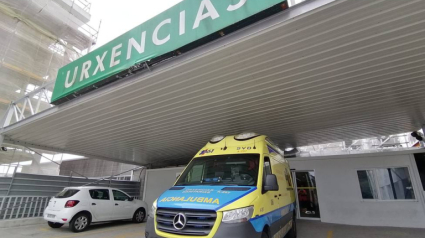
left=293, top=171, right=321, bottom=219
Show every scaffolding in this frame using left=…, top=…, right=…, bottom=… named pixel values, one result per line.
left=298, top=132, right=421, bottom=157
left=0, top=0, right=99, bottom=124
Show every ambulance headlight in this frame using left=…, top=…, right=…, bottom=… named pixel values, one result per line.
left=222, top=206, right=254, bottom=223
left=149, top=200, right=157, bottom=218
left=210, top=135, right=225, bottom=144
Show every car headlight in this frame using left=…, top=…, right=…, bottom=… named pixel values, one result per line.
left=149, top=200, right=157, bottom=218
left=222, top=206, right=254, bottom=223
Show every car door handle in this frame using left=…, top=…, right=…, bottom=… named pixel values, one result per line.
left=92, top=203, right=96, bottom=206
left=279, top=194, right=282, bottom=197
left=274, top=195, right=278, bottom=198
left=115, top=203, right=119, bottom=206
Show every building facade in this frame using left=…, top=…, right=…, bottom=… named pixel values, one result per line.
left=288, top=150, right=425, bottom=228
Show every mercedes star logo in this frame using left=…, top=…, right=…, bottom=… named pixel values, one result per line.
left=173, top=213, right=187, bottom=230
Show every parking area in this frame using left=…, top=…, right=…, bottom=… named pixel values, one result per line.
left=1, top=220, right=424, bottom=238
left=0, top=221, right=145, bottom=238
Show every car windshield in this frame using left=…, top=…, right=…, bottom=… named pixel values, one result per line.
left=175, top=154, right=259, bottom=186
left=55, top=189, right=79, bottom=198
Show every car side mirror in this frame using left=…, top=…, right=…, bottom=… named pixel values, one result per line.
left=264, top=174, right=279, bottom=192
left=128, top=197, right=134, bottom=201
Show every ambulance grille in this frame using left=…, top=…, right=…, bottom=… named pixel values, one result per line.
left=156, top=208, right=217, bottom=236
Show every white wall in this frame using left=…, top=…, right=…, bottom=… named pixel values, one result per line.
left=288, top=150, right=425, bottom=228
left=143, top=167, right=184, bottom=212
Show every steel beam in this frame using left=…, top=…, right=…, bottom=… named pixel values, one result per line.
left=2, top=138, right=144, bottom=166
left=0, top=104, right=14, bottom=129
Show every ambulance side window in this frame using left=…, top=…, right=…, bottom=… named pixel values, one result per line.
left=264, top=157, right=272, bottom=177
left=285, top=167, right=293, bottom=188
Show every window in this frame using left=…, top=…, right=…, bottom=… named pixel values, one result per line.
left=264, top=157, right=272, bottom=176
left=185, top=164, right=204, bottom=184
left=357, top=167, right=415, bottom=200
left=55, top=189, right=79, bottom=198
left=113, top=190, right=130, bottom=201
left=285, top=168, right=293, bottom=188
left=376, top=168, right=415, bottom=200
left=175, top=154, right=259, bottom=186
left=357, top=170, right=378, bottom=199
left=89, top=189, right=110, bottom=200
left=263, top=157, right=273, bottom=192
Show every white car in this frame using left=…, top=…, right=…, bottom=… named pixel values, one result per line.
left=43, top=186, right=147, bottom=232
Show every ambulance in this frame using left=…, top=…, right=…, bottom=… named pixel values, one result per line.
left=145, top=133, right=297, bottom=238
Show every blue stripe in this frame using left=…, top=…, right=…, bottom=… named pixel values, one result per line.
left=250, top=202, right=296, bottom=233
left=215, top=187, right=257, bottom=211
left=267, top=145, right=276, bottom=154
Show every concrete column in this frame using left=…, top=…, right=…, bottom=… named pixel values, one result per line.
left=0, top=134, right=3, bottom=147
left=22, top=153, right=43, bottom=174
left=1, top=104, right=14, bottom=128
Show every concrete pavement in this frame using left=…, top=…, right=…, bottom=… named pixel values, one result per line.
left=297, top=220, right=425, bottom=238
left=1, top=219, right=424, bottom=238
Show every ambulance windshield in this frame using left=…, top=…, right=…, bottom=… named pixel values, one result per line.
left=175, top=154, right=259, bottom=186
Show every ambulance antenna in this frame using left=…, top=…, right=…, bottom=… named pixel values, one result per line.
left=253, top=138, right=257, bottom=149
left=223, top=137, right=228, bottom=151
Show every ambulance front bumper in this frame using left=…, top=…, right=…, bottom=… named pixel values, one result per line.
left=145, top=216, right=262, bottom=238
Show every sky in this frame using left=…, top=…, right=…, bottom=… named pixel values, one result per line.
left=88, top=0, right=183, bottom=49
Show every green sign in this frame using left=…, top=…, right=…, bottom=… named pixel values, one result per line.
left=52, top=0, right=286, bottom=103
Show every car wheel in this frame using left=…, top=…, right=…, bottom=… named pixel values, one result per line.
left=47, top=222, right=63, bottom=228
left=133, top=208, right=146, bottom=223
left=70, top=213, right=90, bottom=233
left=285, top=213, right=297, bottom=238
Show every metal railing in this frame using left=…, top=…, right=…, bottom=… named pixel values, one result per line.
left=72, top=0, right=92, bottom=13
left=0, top=82, right=54, bottom=129
left=0, top=196, right=49, bottom=220
left=82, top=166, right=143, bottom=187
left=0, top=166, right=143, bottom=220
left=0, top=195, right=140, bottom=221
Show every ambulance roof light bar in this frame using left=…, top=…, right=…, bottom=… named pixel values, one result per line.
left=235, top=132, right=260, bottom=141
left=210, top=135, right=225, bottom=144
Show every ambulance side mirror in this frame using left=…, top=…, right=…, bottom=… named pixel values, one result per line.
left=264, top=174, right=279, bottom=192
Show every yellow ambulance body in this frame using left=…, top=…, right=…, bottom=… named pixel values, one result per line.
left=145, top=133, right=297, bottom=238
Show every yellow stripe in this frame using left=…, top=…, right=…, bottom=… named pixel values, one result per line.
left=327, top=230, right=334, bottom=238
